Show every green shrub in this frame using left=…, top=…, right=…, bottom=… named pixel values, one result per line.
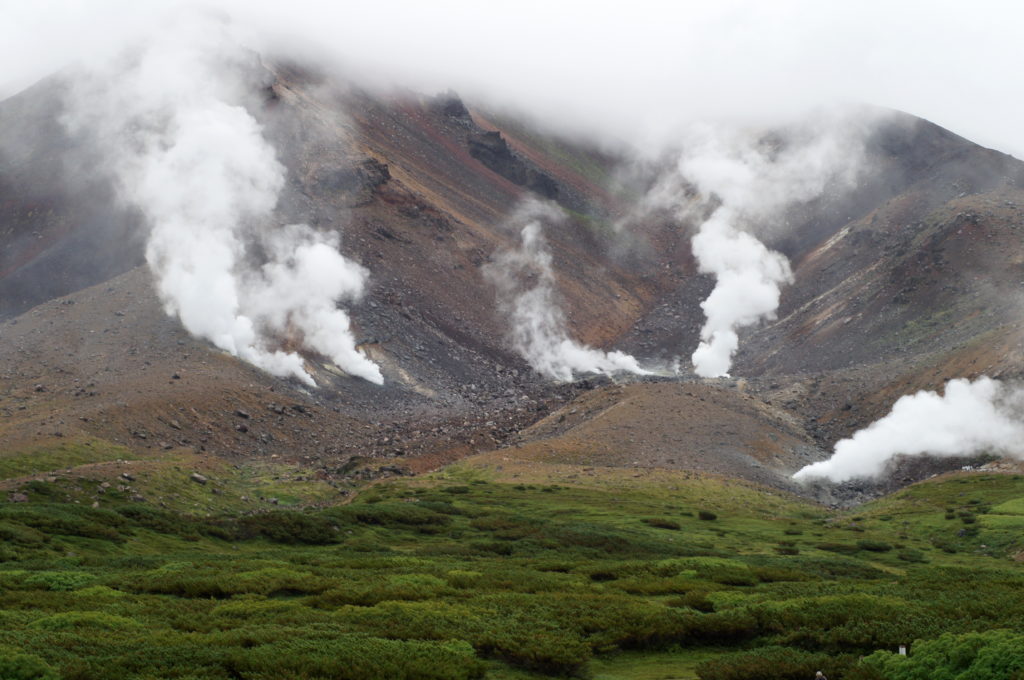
left=861, top=630, right=1024, bottom=680
left=0, top=505, right=126, bottom=542
left=228, top=634, right=485, bottom=680
left=643, top=518, right=681, bottom=530
left=897, top=549, right=927, bottom=563
left=318, top=574, right=451, bottom=606
left=442, top=486, right=471, bottom=495
left=22, top=570, right=96, bottom=591
left=751, top=565, right=808, bottom=583
left=236, top=511, right=340, bottom=544
left=685, top=609, right=759, bottom=644
left=709, top=567, right=757, bottom=587
left=470, top=515, right=539, bottom=540
left=696, top=645, right=849, bottom=680
left=30, top=610, right=138, bottom=631
left=671, top=590, right=715, bottom=613
left=135, top=565, right=324, bottom=598
left=343, top=503, right=453, bottom=528
left=817, top=542, right=859, bottom=554
left=415, top=501, right=464, bottom=516
left=751, top=593, right=921, bottom=653
left=546, top=523, right=635, bottom=554
left=0, top=522, right=49, bottom=547
left=212, top=597, right=325, bottom=625
left=0, top=650, right=59, bottom=680
left=72, top=585, right=126, bottom=598
left=856, top=540, right=893, bottom=552
left=116, top=505, right=196, bottom=536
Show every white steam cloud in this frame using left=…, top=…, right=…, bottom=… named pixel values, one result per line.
left=484, top=201, right=649, bottom=382
left=61, top=13, right=382, bottom=386
left=793, top=377, right=1024, bottom=483
left=689, top=207, right=792, bottom=377
left=674, top=117, right=868, bottom=377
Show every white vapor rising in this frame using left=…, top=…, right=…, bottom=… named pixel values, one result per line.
left=689, top=207, right=792, bottom=377
left=678, top=118, right=867, bottom=377
left=793, top=377, right=1024, bottom=483
left=62, top=14, right=382, bottom=386
left=483, top=202, right=648, bottom=382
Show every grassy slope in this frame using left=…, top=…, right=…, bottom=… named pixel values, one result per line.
left=0, top=442, right=1023, bottom=679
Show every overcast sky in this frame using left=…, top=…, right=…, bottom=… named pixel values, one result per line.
left=2, top=0, right=1023, bottom=156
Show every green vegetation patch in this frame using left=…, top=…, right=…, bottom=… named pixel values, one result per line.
left=0, top=439, right=140, bottom=480
left=0, top=468, right=1019, bottom=678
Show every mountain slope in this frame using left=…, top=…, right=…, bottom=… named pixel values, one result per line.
left=2, top=60, right=1024, bottom=494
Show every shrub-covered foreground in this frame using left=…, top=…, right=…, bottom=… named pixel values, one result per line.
left=0, top=468, right=1023, bottom=679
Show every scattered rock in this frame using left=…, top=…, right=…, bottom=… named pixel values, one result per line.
left=190, top=473, right=208, bottom=485
left=8, top=493, right=28, bottom=503
left=377, top=465, right=411, bottom=476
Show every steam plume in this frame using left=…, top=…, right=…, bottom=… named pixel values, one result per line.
left=484, top=201, right=648, bottom=382
left=793, top=377, right=1024, bottom=482
left=61, top=13, right=382, bottom=386
left=689, top=207, right=792, bottom=377
left=676, top=117, right=868, bottom=377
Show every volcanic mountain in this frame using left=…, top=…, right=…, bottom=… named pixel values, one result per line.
left=2, top=58, right=1023, bottom=501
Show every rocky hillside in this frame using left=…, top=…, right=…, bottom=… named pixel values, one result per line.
left=2, top=59, right=1023, bottom=496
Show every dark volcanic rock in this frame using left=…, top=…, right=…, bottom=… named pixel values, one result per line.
left=431, top=90, right=473, bottom=124
left=468, top=131, right=558, bottom=198
left=311, top=158, right=390, bottom=206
